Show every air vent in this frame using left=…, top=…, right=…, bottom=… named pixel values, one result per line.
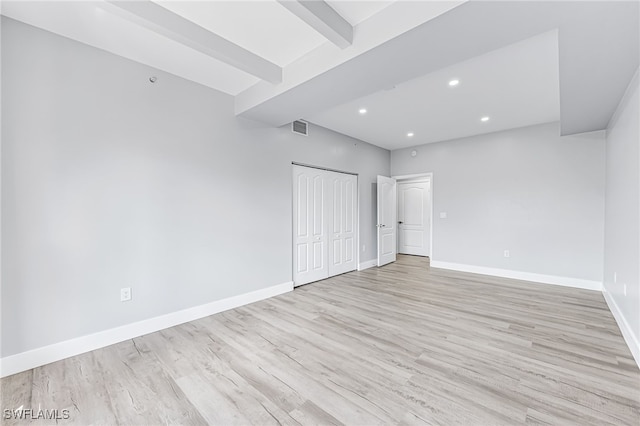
left=292, top=120, right=308, bottom=136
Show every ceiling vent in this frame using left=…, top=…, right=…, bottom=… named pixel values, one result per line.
left=292, top=120, right=308, bottom=136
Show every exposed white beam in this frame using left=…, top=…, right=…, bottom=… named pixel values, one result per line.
left=278, top=0, right=353, bottom=49
left=104, top=1, right=282, bottom=84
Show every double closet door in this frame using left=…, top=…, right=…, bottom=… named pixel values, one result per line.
left=293, top=165, right=357, bottom=287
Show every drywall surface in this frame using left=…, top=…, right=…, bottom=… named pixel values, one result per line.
left=604, top=69, right=640, bottom=356
left=391, top=122, right=605, bottom=282
left=1, top=18, right=389, bottom=357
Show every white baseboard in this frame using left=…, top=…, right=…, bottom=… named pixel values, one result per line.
left=429, top=260, right=602, bottom=291
left=358, top=259, right=377, bottom=271
left=602, top=288, right=640, bottom=368
left=0, top=281, right=293, bottom=378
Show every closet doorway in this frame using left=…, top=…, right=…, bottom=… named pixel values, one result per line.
left=292, top=164, right=358, bottom=287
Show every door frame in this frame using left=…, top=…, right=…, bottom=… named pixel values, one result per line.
left=291, top=163, right=360, bottom=285
left=392, top=172, right=433, bottom=259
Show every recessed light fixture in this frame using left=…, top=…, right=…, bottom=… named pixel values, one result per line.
left=448, top=79, right=459, bottom=86
left=481, top=116, right=490, bottom=122
left=407, top=132, right=414, bottom=137
left=149, top=76, right=157, bottom=83
left=358, top=108, right=367, bottom=115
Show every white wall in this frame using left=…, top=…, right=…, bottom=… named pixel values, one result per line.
left=603, top=69, right=640, bottom=363
left=391, top=122, right=606, bottom=285
left=0, top=18, right=389, bottom=359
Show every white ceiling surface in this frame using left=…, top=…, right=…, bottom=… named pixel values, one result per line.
left=154, top=1, right=328, bottom=67
left=306, top=31, right=560, bottom=150
left=325, top=1, right=394, bottom=26
left=0, top=0, right=439, bottom=97
left=1, top=0, right=260, bottom=95
left=234, top=0, right=465, bottom=116
left=238, top=1, right=639, bottom=142
left=2, top=1, right=638, bottom=149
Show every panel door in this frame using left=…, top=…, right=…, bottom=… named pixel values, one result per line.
left=398, top=180, right=431, bottom=256
left=328, top=171, right=357, bottom=276
left=377, top=175, right=397, bottom=267
left=293, top=166, right=329, bottom=286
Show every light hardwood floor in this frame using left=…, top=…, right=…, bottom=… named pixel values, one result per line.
left=2, top=255, right=639, bottom=425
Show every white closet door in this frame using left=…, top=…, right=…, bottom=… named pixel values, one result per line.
left=293, top=166, right=358, bottom=286
left=293, top=166, right=329, bottom=286
left=328, top=171, right=357, bottom=276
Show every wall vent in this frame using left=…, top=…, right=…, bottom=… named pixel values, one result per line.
left=292, top=120, right=308, bottom=136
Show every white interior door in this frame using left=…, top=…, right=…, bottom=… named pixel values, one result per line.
left=398, top=180, right=431, bottom=256
left=293, top=166, right=328, bottom=286
left=328, top=171, right=358, bottom=276
left=377, top=175, right=397, bottom=267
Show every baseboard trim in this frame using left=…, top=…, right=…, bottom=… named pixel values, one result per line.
left=0, top=281, right=293, bottom=378
left=602, top=288, right=640, bottom=368
left=429, top=261, right=602, bottom=291
left=358, top=259, right=377, bottom=271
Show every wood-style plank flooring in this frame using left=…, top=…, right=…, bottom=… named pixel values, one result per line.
left=2, top=255, right=639, bottom=425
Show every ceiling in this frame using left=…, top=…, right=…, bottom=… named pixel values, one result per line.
left=324, top=1, right=394, bottom=26
left=306, top=30, right=560, bottom=149
left=1, top=0, right=458, bottom=95
left=155, top=1, right=328, bottom=67
left=2, top=1, right=639, bottom=151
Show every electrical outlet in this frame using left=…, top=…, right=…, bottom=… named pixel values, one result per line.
left=439, top=212, right=447, bottom=219
left=614, top=272, right=617, bottom=284
left=624, top=283, right=627, bottom=297
left=120, top=287, right=132, bottom=302
left=362, top=244, right=366, bottom=252
left=503, top=250, right=510, bottom=258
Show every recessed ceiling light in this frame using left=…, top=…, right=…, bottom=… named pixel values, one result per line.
left=359, top=108, right=367, bottom=115
left=448, top=79, right=459, bottom=86
left=407, top=132, right=414, bottom=137
left=481, top=116, right=490, bottom=122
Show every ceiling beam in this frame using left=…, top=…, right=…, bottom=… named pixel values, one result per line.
left=104, top=0, right=282, bottom=84
left=278, top=0, right=353, bottom=49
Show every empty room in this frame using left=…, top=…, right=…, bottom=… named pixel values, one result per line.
left=1, top=0, right=639, bottom=424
